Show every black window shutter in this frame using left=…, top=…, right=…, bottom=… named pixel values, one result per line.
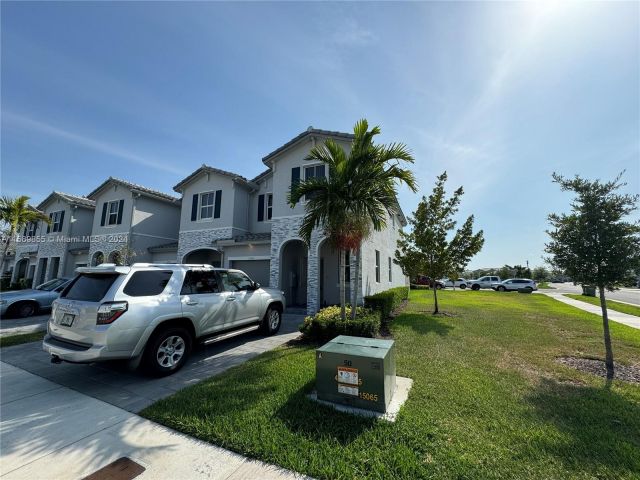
left=214, top=190, right=222, bottom=219
left=291, top=167, right=300, bottom=189
left=46, top=213, right=52, bottom=233
left=257, top=194, right=265, bottom=222
left=23, top=226, right=27, bottom=236
left=116, top=199, right=125, bottom=224
left=58, top=211, right=65, bottom=232
left=191, top=194, right=198, bottom=221
left=317, top=164, right=326, bottom=178
left=100, top=202, right=107, bottom=226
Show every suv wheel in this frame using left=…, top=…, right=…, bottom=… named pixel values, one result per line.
left=144, top=326, right=192, bottom=376
left=436, top=284, right=443, bottom=290
left=261, top=306, right=281, bottom=336
left=13, top=301, right=37, bottom=318
left=460, top=284, right=467, bottom=289
left=471, top=284, right=480, bottom=291
left=497, top=286, right=506, bottom=292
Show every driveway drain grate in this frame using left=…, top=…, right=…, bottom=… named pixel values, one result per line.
left=82, top=457, right=145, bottom=480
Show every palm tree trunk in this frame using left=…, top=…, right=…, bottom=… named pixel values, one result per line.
left=339, top=249, right=346, bottom=320
left=0, top=226, right=15, bottom=272
left=433, top=282, right=439, bottom=314
left=598, top=284, right=614, bottom=379
left=351, top=246, right=361, bottom=319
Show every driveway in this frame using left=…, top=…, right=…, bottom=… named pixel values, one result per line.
left=0, top=362, right=305, bottom=479
left=0, top=314, right=303, bottom=412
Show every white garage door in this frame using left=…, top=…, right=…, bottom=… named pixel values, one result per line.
left=230, top=260, right=270, bottom=287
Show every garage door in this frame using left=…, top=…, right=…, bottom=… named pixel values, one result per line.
left=230, top=260, right=270, bottom=287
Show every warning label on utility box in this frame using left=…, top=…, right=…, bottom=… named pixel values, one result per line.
left=337, top=366, right=359, bottom=385
left=338, top=384, right=359, bottom=396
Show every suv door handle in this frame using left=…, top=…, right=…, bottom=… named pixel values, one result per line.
left=186, top=301, right=199, bottom=306
left=226, top=296, right=236, bottom=302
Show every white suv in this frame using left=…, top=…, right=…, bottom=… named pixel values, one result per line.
left=495, top=279, right=537, bottom=292
left=43, top=263, right=286, bottom=376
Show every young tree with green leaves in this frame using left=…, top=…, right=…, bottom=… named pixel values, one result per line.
left=546, top=172, right=640, bottom=379
left=0, top=196, right=50, bottom=269
left=289, top=119, right=417, bottom=320
left=396, top=172, right=484, bottom=314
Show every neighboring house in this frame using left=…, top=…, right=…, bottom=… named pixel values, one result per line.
left=86, top=177, right=181, bottom=266
left=173, top=127, right=408, bottom=314
left=11, top=192, right=96, bottom=287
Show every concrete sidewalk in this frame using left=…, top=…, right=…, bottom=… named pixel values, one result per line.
left=0, top=362, right=306, bottom=480
left=0, top=314, right=49, bottom=337
left=541, top=292, right=640, bottom=330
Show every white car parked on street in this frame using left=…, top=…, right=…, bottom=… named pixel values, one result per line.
left=469, top=276, right=501, bottom=290
left=494, top=278, right=538, bottom=292
left=438, top=278, right=468, bottom=289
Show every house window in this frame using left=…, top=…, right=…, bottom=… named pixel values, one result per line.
left=257, top=193, right=273, bottom=222
left=51, top=211, right=64, bottom=232
left=107, top=201, right=119, bottom=225
left=388, top=257, right=393, bottom=282
left=24, top=222, right=37, bottom=236
left=199, top=192, right=215, bottom=220
left=375, top=250, right=380, bottom=283
left=304, top=164, right=326, bottom=200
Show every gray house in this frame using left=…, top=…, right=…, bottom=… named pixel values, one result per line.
left=11, top=191, right=95, bottom=287
left=173, top=127, right=408, bottom=314
left=86, top=177, right=181, bottom=266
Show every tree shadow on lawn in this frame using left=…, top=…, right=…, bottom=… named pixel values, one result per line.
left=525, top=378, right=640, bottom=476
left=395, top=313, right=455, bottom=337
left=275, top=379, right=378, bottom=446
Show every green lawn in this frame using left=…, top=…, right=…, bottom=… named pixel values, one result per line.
left=565, top=294, right=640, bottom=318
left=142, top=291, right=640, bottom=480
left=0, top=330, right=45, bottom=348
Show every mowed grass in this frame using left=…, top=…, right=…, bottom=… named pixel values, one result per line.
left=0, top=331, right=45, bottom=348
left=142, top=291, right=640, bottom=479
left=565, top=293, right=640, bottom=318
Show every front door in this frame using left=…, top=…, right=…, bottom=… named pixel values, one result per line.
left=179, top=269, right=228, bottom=336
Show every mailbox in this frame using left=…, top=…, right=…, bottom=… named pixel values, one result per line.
left=316, top=335, right=396, bottom=413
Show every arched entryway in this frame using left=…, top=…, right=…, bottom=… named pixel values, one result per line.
left=107, top=250, right=122, bottom=265
left=91, top=251, right=104, bottom=266
left=280, top=239, right=308, bottom=308
left=318, top=239, right=349, bottom=308
left=183, top=248, right=222, bottom=267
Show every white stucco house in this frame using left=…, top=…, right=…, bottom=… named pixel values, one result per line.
left=4, top=127, right=408, bottom=314
left=173, top=127, right=408, bottom=314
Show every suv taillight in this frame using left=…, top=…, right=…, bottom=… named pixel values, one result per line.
left=97, top=301, right=128, bottom=325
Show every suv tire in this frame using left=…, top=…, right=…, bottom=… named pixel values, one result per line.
left=471, top=284, right=480, bottom=291
left=460, top=284, right=467, bottom=289
left=261, top=306, right=282, bottom=336
left=143, top=326, right=192, bottom=377
left=497, top=286, right=506, bottom=292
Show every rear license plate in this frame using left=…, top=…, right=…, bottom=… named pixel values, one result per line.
left=60, top=313, right=75, bottom=327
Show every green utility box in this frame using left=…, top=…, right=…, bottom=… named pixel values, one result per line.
left=316, top=335, right=396, bottom=413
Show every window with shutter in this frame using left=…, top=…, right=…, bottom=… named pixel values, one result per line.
left=214, top=190, right=222, bottom=218
left=257, top=194, right=265, bottom=222
left=291, top=167, right=300, bottom=190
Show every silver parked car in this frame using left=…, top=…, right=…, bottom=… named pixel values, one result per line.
left=0, top=278, right=72, bottom=318
left=437, top=278, right=468, bottom=289
left=494, top=278, right=538, bottom=292
left=43, top=263, right=286, bottom=376
left=469, top=276, right=501, bottom=290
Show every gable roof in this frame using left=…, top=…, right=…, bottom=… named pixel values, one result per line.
left=250, top=168, right=272, bottom=183
left=88, top=177, right=179, bottom=204
left=173, top=164, right=257, bottom=193
left=262, top=127, right=354, bottom=166
left=37, top=191, right=95, bottom=211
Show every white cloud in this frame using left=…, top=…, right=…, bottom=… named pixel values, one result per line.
left=3, top=112, right=186, bottom=176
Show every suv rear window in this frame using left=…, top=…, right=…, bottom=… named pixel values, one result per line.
left=123, top=270, right=173, bottom=297
left=62, top=273, right=120, bottom=302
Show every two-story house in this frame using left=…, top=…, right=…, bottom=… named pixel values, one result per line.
left=86, top=177, right=181, bottom=266
left=173, top=127, right=408, bottom=314
left=13, top=192, right=97, bottom=287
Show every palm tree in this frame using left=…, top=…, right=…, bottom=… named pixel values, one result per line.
left=0, top=196, right=50, bottom=269
left=289, top=119, right=417, bottom=320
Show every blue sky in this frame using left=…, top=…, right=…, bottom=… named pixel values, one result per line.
left=1, top=1, right=638, bottom=269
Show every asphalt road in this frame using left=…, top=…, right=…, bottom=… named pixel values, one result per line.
left=543, top=282, right=640, bottom=305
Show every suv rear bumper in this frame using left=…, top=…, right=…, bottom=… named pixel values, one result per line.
left=42, top=334, right=131, bottom=363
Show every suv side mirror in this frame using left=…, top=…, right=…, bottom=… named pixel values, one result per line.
left=253, top=282, right=261, bottom=290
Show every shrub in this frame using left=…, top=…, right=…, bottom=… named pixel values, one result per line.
left=364, top=286, right=409, bottom=321
left=300, top=305, right=380, bottom=342
left=410, top=284, right=429, bottom=290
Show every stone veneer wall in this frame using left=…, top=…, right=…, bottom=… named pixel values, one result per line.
left=32, top=238, right=71, bottom=286
left=176, top=227, right=237, bottom=264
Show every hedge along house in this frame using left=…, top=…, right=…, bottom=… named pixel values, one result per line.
left=18, top=192, right=96, bottom=287
left=86, top=177, right=181, bottom=266
left=174, top=127, right=408, bottom=314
